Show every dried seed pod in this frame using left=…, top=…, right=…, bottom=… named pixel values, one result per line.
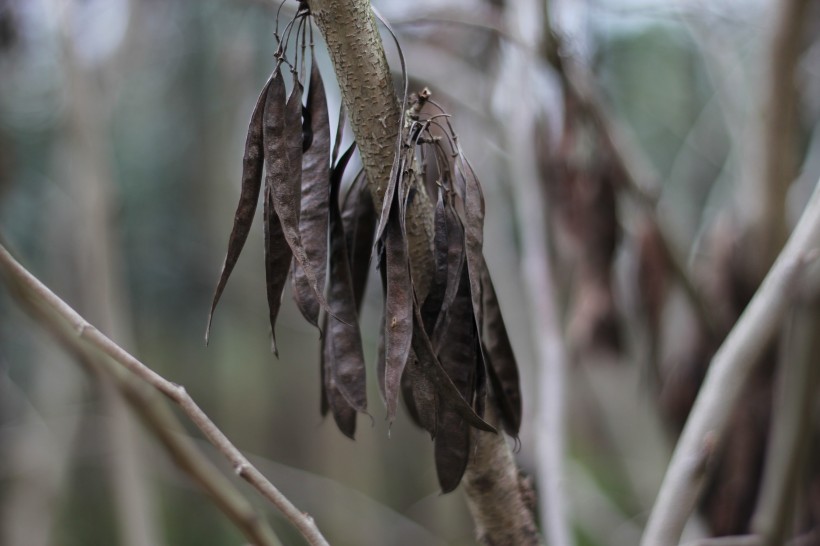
left=270, top=74, right=332, bottom=319
left=434, top=265, right=478, bottom=492
left=263, top=187, right=293, bottom=356
left=292, top=55, right=332, bottom=327
left=206, top=76, right=272, bottom=343
left=341, top=171, right=375, bottom=312
left=323, top=143, right=367, bottom=413
left=420, top=190, right=448, bottom=334
left=410, top=307, right=495, bottom=434
left=320, top=314, right=358, bottom=439
left=431, top=198, right=466, bottom=349
left=261, top=69, right=295, bottom=356
left=382, top=197, right=413, bottom=424
left=454, top=155, right=485, bottom=333
left=481, top=260, right=522, bottom=435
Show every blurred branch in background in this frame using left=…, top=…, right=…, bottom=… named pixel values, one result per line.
left=751, top=300, right=820, bottom=545
left=640, top=178, right=820, bottom=543
left=492, top=0, right=572, bottom=544
left=753, top=0, right=812, bottom=272
left=0, top=242, right=328, bottom=546
left=49, top=1, right=159, bottom=544
left=642, top=0, right=818, bottom=542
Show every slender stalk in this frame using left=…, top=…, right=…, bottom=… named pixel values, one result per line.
left=640, top=179, right=820, bottom=545
left=0, top=243, right=330, bottom=546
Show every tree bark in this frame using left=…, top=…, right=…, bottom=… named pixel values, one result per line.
left=309, top=0, right=434, bottom=296
left=307, top=1, right=539, bottom=543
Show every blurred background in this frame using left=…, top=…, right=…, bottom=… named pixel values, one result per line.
left=1, top=0, right=819, bottom=545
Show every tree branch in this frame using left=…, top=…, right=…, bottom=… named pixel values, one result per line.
left=306, top=1, right=537, bottom=542
left=308, top=0, right=435, bottom=296
left=494, top=1, right=571, bottom=544
left=755, top=0, right=811, bottom=270
left=0, top=242, right=329, bottom=546
left=751, top=300, right=820, bottom=545
left=640, top=178, right=820, bottom=545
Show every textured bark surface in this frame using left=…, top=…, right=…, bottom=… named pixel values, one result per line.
left=308, top=0, right=537, bottom=541
left=462, top=408, right=540, bottom=546
left=309, top=0, right=434, bottom=296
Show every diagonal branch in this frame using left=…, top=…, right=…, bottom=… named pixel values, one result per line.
left=751, top=300, right=820, bottom=544
left=0, top=242, right=330, bottom=546
left=639, top=177, right=820, bottom=545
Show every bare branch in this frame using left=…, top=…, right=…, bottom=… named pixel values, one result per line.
left=0, top=242, right=330, bottom=546
left=494, top=1, right=571, bottom=543
left=751, top=301, right=820, bottom=544
left=461, top=409, right=540, bottom=546
left=640, top=178, right=820, bottom=545
left=754, top=0, right=811, bottom=270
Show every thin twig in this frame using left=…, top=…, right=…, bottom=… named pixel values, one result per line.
left=0, top=242, right=331, bottom=546
left=640, top=178, right=820, bottom=545
left=2, top=267, right=283, bottom=546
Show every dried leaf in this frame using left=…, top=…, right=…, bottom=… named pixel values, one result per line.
left=292, top=56, right=331, bottom=327
left=481, top=261, right=522, bottom=435
left=206, top=76, right=272, bottom=343
left=261, top=70, right=294, bottom=356
left=324, top=146, right=367, bottom=412
left=382, top=198, right=413, bottom=423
